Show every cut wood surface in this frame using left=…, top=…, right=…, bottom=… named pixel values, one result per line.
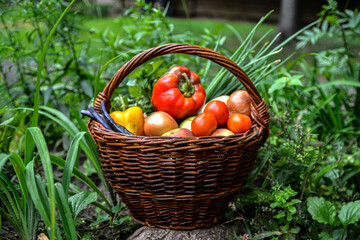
left=127, top=223, right=241, bottom=240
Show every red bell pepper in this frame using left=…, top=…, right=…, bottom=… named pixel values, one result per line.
left=151, top=66, right=206, bottom=120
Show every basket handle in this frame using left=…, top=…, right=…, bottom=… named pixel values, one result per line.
left=93, top=43, right=263, bottom=111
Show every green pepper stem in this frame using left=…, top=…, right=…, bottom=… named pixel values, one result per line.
left=181, top=73, right=195, bottom=97
left=119, top=95, right=127, bottom=111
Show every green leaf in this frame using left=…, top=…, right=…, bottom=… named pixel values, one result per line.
left=114, top=215, right=132, bottom=225
left=128, top=85, right=142, bottom=98
left=289, top=199, right=302, bottom=205
left=274, top=211, right=286, bottom=219
left=90, top=213, right=110, bottom=227
left=0, top=116, right=15, bottom=127
left=50, top=155, right=111, bottom=212
left=304, top=80, right=360, bottom=92
left=268, top=78, right=287, bottom=94
left=55, top=183, right=78, bottom=240
left=288, top=205, right=297, bottom=214
left=270, top=202, right=280, bottom=208
left=38, top=107, right=106, bottom=182
left=319, top=231, right=335, bottom=240
left=24, top=128, right=35, bottom=166
left=32, top=0, right=77, bottom=129
left=25, top=161, right=51, bottom=228
left=0, top=153, right=10, bottom=172
left=0, top=46, right=15, bottom=51
left=9, top=153, right=29, bottom=203
left=25, top=128, right=56, bottom=238
left=0, top=174, right=23, bottom=232
left=307, top=197, right=336, bottom=226
left=0, top=106, right=7, bottom=114
left=308, top=93, right=337, bottom=124
left=252, top=231, right=282, bottom=240
left=94, top=49, right=144, bottom=97
left=129, top=68, right=143, bottom=78
left=339, top=200, right=360, bottom=226
left=69, top=191, right=97, bottom=219
left=313, top=163, right=338, bottom=185
left=288, top=75, right=303, bottom=86
left=150, top=60, right=164, bottom=73
left=63, top=132, right=86, bottom=196
left=23, top=106, right=111, bottom=202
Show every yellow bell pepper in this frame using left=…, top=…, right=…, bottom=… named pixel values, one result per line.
left=110, top=107, right=144, bottom=136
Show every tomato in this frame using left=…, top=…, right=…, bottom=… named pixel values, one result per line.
left=227, top=113, right=252, bottom=134
left=203, top=100, right=229, bottom=126
left=191, top=112, right=217, bottom=137
left=199, top=95, right=229, bottom=113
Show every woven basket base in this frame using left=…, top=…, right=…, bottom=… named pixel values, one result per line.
left=115, top=185, right=244, bottom=230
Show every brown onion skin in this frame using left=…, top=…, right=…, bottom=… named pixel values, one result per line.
left=226, top=90, right=251, bottom=116
left=144, top=111, right=178, bottom=136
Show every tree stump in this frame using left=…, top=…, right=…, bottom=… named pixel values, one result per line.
left=127, top=223, right=241, bottom=240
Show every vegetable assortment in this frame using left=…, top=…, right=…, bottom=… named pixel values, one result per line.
left=82, top=66, right=253, bottom=137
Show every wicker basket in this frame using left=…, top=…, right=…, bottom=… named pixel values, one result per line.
left=88, top=43, right=270, bottom=230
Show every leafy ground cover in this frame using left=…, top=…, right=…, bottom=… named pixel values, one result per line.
left=1, top=0, right=359, bottom=239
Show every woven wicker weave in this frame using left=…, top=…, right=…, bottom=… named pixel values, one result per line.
left=88, top=43, right=270, bottom=230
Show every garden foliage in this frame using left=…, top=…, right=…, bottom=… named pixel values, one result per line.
left=0, top=0, right=359, bottom=239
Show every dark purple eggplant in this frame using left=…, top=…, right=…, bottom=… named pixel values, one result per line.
left=87, top=105, right=112, bottom=130
left=100, top=100, right=133, bottom=135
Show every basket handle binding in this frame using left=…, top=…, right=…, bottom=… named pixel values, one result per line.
left=92, top=43, right=269, bottom=128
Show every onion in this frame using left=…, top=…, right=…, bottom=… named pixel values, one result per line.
left=227, top=90, right=251, bottom=116
left=144, top=111, right=178, bottom=136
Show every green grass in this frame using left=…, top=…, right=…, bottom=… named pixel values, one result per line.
left=81, top=16, right=276, bottom=49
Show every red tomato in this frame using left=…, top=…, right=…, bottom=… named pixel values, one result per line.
left=191, top=112, right=217, bottom=136
left=203, top=100, right=229, bottom=126
left=227, top=113, right=252, bottom=134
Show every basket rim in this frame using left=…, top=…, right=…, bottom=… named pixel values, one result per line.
left=88, top=43, right=270, bottom=140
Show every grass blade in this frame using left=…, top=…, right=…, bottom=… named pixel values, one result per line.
left=304, top=80, right=360, bottom=92
left=63, top=132, right=86, bottom=196
left=0, top=153, right=10, bottom=173
left=25, top=161, right=51, bottom=229
left=55, top=183, right=78, bottom=240
left=25, top=128, right=56, bottom=239
left=32, top=0, right=77, bottom=127
left=205, top=12, right=273, bottom=99
left=9, top=153, right=28, bottom=203
left=0, top=175, right=24, bottom=235
left=20, top=107, right=116, bottom=206
left=37, top=107, right=105, bottom=181
left=308, top=93, right=337, bottom=123
left=0, top=207, right=18, bottom=233
left=24, top=130, right=35, bottom=166
left=50, top=154, right=112, bottom=211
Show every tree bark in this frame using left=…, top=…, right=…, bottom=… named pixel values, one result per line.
left=277, top=0, right=302, bottom=41
left=127, top=223, right=242, bottom=240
